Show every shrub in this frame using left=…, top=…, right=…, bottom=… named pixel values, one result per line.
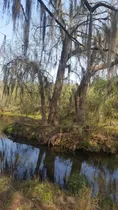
left=68, top=173, right=88, bottom=195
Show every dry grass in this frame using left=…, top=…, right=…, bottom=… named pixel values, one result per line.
left=0, top=176, right=117, bottom=210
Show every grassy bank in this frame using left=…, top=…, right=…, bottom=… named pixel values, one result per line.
left=1, top=76, right=118, bottom=154
left=3, top=115, right=118, bottom=154
left=0, top=111, right=42, bottom=120
left=0, top=176, right=117, bottom=210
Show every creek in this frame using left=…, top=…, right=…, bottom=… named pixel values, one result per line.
left=0, top=116, right=118, bottom=203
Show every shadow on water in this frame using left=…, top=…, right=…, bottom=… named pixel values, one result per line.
left=0, top=117, right=118, bottom=203
left=0, top=137, right=118, bottom=202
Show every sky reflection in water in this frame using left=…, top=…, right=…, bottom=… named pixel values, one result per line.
left=0, top=136, right=118, bottom=203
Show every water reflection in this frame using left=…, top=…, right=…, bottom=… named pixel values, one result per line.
left=0, top=137, right=39, bottom=180
left=0, top=136, right=118, bottom=203
left=54, top=157, right=72, bottom=187
left=80, top=161, right=118, bottom=203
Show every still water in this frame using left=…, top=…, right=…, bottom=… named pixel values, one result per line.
left=0, top=117, right=118, bottom=203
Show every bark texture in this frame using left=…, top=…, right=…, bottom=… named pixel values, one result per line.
left=75, top=73, right=91, bottom=124
left=38, top=71, right=46, bottom=124
left=48, top=37, right=69, bottom=125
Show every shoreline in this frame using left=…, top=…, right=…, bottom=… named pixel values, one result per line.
left=3, top=116, right=118, bottom=154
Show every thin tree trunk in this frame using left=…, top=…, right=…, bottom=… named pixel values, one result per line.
left=38, top=72, right=46, bottom=124
left=75, top=73, right=91, bottom=124
left=48, top=37, right=69, bottom=125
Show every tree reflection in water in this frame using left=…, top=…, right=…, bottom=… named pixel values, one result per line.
left=0, top=136, right=118, bottom=203
left=54, top=157, right=72, bottom=187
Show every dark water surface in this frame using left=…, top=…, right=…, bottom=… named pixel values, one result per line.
left=0, top=117, right=118, bottom=203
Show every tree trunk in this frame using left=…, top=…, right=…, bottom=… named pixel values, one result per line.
left=48, top=37, right=69, bottom=125
left=38, top=72, right=47, bottom=124
left=75, top=73, right=91, bottom=124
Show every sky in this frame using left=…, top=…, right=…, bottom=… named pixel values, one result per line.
left=0, top=12, right=13, bottom=44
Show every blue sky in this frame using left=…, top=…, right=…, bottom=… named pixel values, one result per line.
left=0, top=8, right=13, bottom=79
left=0, top=12, right=13, bottom=45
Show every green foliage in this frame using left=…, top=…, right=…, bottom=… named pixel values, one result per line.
left=6, top=126, right=13, bottom=134
left=98, top=194, right=117, bottom=210
left=59, top=119, right=73, bottom=132
left=86, top=77, right=118, bottom=125
left=36, top=182, right=53, bottom=204
left=0, top=83, right=42, bottom=117
left=2, top=76, right=118, bottom=128
left=0, top=176, right=117, bottom=210
left=79, top=140, right=100, bottom=152
left=93, top=78, right=107, bottom=90
left=60, top=84, right=76, bottom=121
left=0, top=177, right=9, bottom=193
left=68, top=173, right=88, bottom=195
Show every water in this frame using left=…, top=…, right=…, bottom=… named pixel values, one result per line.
left=0, top=117, right=118, bottom=203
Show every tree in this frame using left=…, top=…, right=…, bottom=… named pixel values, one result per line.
left=2, top=0, right=118, bottom=125
left=74, top=0, right=118, bottom=123
left=35, top=0, right=118, bottom=124
left=2, top=0, right=86, bottom=125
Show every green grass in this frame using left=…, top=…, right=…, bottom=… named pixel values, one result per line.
left=0, top=111, right=42, bottom=120
left=0, top=176, right=117, bottom=210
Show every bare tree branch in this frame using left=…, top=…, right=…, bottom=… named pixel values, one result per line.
left=37, top=0, right=84, bottom=46
left=92, top=2, right=118, bottom=13
left=83, top=0, right=118, bottom=13
left=89, top=57, right=118, bottom=71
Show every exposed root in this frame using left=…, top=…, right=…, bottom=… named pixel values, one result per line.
left=48, top=133, right=63, bottom=146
